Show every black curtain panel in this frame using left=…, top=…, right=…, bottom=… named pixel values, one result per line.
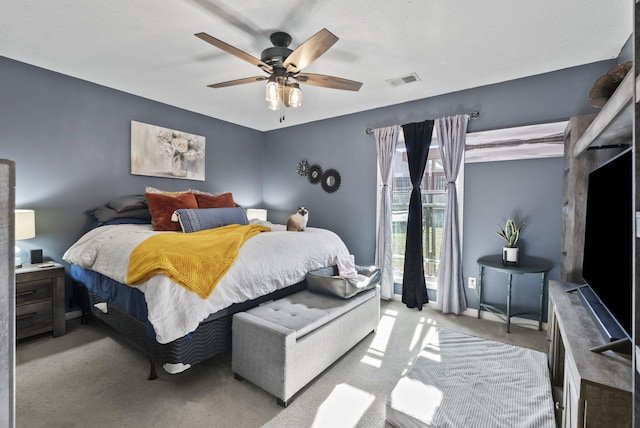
left=401, top=120, right=434, bottom=310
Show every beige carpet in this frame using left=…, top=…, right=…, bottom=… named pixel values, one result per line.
left=15, top=300, right=547, bottom=428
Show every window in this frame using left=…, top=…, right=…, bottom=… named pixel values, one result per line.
left=378, top=120, right=564, bottom=296
left=381, top=135, right=463, bottom=294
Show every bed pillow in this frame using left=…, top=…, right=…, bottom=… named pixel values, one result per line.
left=194, top=192, right=235, bottom=208
left=88, top=205, right=151, bottom=225
left=108, top=194, right=148, bottom=213
left=102, top=217, right=151, bottom=226
left=174, top=207, right=248, bottom=233
left=146, top=192, right=198, bottom=231
left=89, top=217, right=152, bottom=230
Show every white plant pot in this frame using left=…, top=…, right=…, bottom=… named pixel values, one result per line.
left=503, top=247, right=519, bottom=265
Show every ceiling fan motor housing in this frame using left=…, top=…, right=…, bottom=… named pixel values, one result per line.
left=261, top=46, right=293, bottom=67
left=262, top=31, right=294, bottom=67
left=270, top=31, right=292, bottom=47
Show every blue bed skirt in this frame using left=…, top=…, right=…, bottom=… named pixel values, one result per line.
left=70, top=264, right=156, bottom=337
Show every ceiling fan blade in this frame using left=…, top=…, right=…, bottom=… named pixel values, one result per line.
left=208, top=76, right=268, bottom=88
left=295, top=73, right=363, bottom=91
left=283, top=28, right=338, bottom=73
left=195, top=32, right=272, bottom=73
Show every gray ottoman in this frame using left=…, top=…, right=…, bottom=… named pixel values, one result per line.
left=232, top=285, right=380, bottom=406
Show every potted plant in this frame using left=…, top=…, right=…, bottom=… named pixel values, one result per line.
left=496, top=219, right=524, bottom=265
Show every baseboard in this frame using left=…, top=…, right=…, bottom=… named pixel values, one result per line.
left=463, top=307, right=547, bottom=332
left=65, top=310, right=83, bottom=321
left=66, top=296, right=546, bottom=330
left=389, top=294, right=547, bottom=332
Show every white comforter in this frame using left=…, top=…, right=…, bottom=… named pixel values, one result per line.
left=63, top=221, right=350, bottom=344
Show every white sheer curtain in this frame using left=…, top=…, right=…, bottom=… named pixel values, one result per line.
left=374, top=125, right=400, bottom=300
left=435, top=115, right=469, bottom=314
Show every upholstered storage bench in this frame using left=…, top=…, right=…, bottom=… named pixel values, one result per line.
left=232, top=285, right=380, bottom=406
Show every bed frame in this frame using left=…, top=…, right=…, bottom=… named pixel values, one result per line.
left=74, top=278, right=306, bottom=379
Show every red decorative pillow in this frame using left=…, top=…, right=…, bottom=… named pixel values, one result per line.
left=146, top=192, right=198, bottom=231
left=194, top=192, right=235, bottom=209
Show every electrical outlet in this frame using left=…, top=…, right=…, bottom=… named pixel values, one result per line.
left=468, top=277, right=477, bottom=290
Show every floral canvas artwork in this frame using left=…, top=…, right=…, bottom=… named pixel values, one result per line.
left=131, top=121, right=205, bottom=180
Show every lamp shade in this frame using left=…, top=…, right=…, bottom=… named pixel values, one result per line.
left=246, top=209, right=267, bottom=222
left=15, top=209, right=35, bottom=240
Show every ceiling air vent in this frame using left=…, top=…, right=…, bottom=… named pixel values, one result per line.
left=386, top=73, right=421, bottom=87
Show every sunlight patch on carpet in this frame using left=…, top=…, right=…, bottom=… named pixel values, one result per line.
left=409, top=317, right=425, bottom=351
left=361, top=309, right=396, bottom=367
left=360, top=355, right=382, bottom=368
left=420, top=325, right=440, bottom=351
left=311, top=384, right=375, bottom=428
left=389, top=378, right=444, bottom=424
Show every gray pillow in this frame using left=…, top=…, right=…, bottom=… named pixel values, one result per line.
left=89, top=205, right=151, bottom=225
left=174, top=207, right=248, bottom=233
left=108, top=194, right=148, bottom=212
left=306, top=265, right=381, bottom=299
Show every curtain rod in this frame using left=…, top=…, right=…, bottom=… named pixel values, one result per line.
left=365, top=111, right=480, bottom=135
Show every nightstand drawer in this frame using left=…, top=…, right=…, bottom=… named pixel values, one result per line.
left=16, top=278, right=53, bottom=305
left=16, top=300, right=53, bottom=339
left=15, top=263, right=66, bottom=339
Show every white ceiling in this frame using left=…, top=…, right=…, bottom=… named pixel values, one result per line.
left=0, top=1, right=631, bottom=132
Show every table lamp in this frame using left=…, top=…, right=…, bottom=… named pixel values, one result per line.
left=246, top=208, right=267, bottom=221
left=15, top=209, right=35, bottom=268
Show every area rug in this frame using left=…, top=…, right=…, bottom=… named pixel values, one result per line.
left=386, top=328, right=555, bottom=428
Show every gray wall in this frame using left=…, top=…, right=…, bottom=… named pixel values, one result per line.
left=1, top=56, right=265, bottom=306
left=263, top=60, right=618, bottom=318
left=0, top=54, right=621, bottom=318
left=463, top=157, right=563, bottom=318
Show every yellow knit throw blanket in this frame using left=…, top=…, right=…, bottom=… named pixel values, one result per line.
left=127, top=224, right=271, bottom=299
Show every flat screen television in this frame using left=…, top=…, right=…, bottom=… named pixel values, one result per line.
left=579, top=147, right=632, bottom=344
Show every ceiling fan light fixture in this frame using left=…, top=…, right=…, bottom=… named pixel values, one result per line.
left=267, top=96, right=280, bottom=111
left=285, top=82, right=302, bottom=108
left=266, top=76, right=280, bottom=102
left=266, top=76, right=280, bottom=110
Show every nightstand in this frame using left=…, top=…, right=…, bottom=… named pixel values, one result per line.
left=15, top=263, right=66, bottom=339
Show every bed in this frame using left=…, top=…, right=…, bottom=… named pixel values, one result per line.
left=64, top=193, right=350, bottom=378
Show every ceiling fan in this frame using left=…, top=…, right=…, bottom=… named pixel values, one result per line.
left=195, top=28, right=363, bottom=115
